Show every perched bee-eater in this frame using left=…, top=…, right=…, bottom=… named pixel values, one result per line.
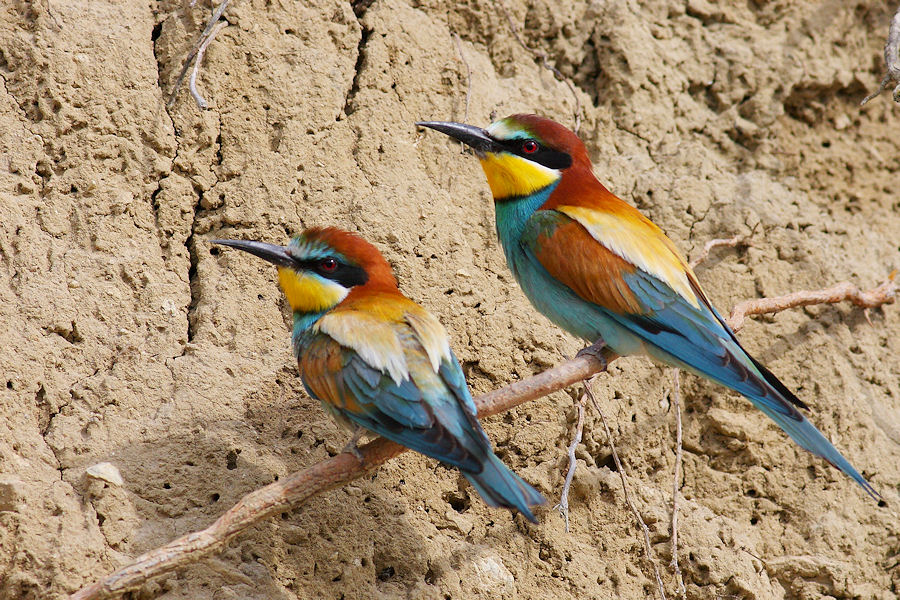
left=418, top=114, right=877, bottom=498
left=212, top=228, right=546, bottom=521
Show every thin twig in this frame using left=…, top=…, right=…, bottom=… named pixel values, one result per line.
left=555, top=391, right=587, bottom=532
left=861, top=5, right=900, bottom=105
left=69, top=272, right=898, bottom=599
left=862, top=74, right=893, bottom=106
left=585, top=384, right=667, bottom=600
left=189, top=20, right=227, bottom=109
left=689, top=227, right=757, bottom=269
left=727, top=271, right=898, bottom=332
left=167, top=0, right=232, bottom=109
left=452, top=33, right=472, bottom=124
left=496, top=0, right=582, bottom=133
left=669, top=370, right=686, bottom=599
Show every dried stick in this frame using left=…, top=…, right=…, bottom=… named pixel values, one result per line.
left=689, top=228, right=756, bottom=269
left=452, top=33, right=472, bottom=124
left=496, top=0, right=582, bottom=132
left=189, top=20, right=227, bottom=109
left=555, top=391, right=587, bottom=532
left=727, top=271, right=898, bottom=332
left=861, top=4, right=900, bottom=105
left=586, top=384, right=667, bottom=600
left=669, top=370, right=687, bottom=598
left=167, top=0, right=231, bottom=109
left=70, top=273, right=897, bottom=599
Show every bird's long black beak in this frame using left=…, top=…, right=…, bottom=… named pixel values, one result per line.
left=416, top=121, right=497, bottom=155
left=211, top=239, right=295, bottom=269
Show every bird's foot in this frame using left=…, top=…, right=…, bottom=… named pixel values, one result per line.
left=576, top=338, right=608, bottom=370
left=341, top=427, right=366, bottom=462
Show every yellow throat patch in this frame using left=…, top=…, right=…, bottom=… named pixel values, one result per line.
left=277, top=268, right=348, bottom=313
left=478, top=152, right=560, bottom=200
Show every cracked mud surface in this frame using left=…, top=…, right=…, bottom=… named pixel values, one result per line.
left=1, top=1, right=898, bottom=598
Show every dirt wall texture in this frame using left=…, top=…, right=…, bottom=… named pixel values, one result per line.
left=1, top=0, right=899, bottom=598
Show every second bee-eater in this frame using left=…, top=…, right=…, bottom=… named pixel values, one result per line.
left=213, top=227, right=546, bottom=521
left=418, top=114, right=877, bottom=498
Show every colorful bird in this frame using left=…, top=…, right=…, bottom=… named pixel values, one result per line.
left=418, top=114, right=878, bottom=498
left=212, top=228, right=546, bottom=521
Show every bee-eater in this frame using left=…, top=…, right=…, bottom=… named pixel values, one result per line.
left=212, top=228, right=546, bottom=521
left=418, top=114, right=877, bottom=498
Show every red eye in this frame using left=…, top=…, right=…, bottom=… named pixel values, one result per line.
left=319, top=258, right=337, bottom=273
left=522, top=140, right=538, bottom=154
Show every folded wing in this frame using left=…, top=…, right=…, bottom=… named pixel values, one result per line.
left=299, top=297, right=487, bottom=471
left=522, top=207, right=876, bottom=497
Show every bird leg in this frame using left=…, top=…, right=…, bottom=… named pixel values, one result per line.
left=575, top=338, right=608, bottom=370
left=341, top=426, right=366, bottom=462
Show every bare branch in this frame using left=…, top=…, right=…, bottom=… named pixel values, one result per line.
left=189, top=20, right=227, bottom=109
left=586, top=384, right=667, bottom=600
left=496, top=0, right=582, bottom=133
left=69, top=272, right=897, bottom=599
left=690, top=226, right=757, bottom=269
left=861, top=4, right=900, bottom=105
left=476, top=349, right=615, bottom=416
left=167, top=0, right=231, bottom=109
left=726, top=271, right=898, bottom=332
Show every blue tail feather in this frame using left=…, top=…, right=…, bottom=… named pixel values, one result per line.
left=588, top=271, right=880, bottom=499
left=644, top=340, right=880, bottom=500
left=463, top=454, right=547, bottom=523
left=744, top=388, right=879, bottom=500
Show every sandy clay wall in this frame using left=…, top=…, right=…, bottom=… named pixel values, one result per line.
left=1, top=0, right=899, bottom=598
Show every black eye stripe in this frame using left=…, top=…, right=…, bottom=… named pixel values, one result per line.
left=497, top=138, right=528, bottom=153
left=497, top=138, right=572, bottom=170
left=295, top=258, right=368, bottom=288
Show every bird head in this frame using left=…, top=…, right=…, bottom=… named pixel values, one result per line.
left=212, top=227, right=397, bottom=314
left=418, top=114, right=590, bottom=201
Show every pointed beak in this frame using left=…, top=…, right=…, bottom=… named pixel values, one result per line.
left=416, top=121, right=497, bottom=156
left=211, top=239, right=296, bottom=269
